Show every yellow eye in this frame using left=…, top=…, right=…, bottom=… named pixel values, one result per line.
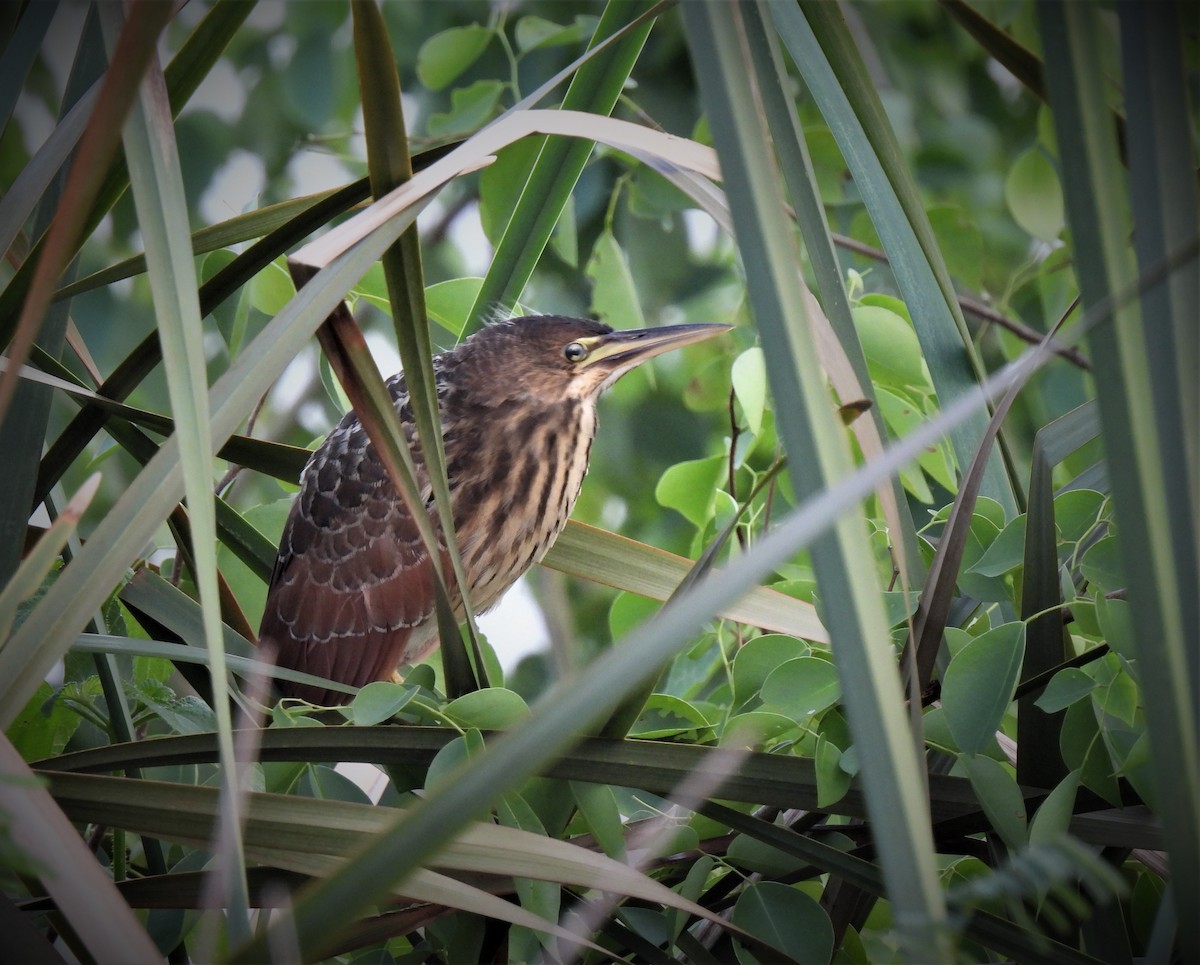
left=564, top=341, right=589, bottom=362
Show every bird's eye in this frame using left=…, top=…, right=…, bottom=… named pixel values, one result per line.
left=563, top=341, right=589, bottom=362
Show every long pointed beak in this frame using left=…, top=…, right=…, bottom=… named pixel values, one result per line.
left=579, top=323, right=733, bottom=374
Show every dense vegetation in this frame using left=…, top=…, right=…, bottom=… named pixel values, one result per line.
left=1, top=1, right=1196, bottom=962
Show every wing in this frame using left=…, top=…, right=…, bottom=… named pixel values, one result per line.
left=259, top=413, right=444, bottom=706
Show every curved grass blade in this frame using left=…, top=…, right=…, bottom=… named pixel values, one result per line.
left=1017, top=404, right=1101, bottom=790
left=684, top=3, right=949, bottom=957
left=464, top=0, right=658, bottom=330
left=1040, top=2, right=1199, bottom=953
left=0, top=0, right=250, bottom=346
left=0, top=738, right=161, bottom=964
left=111, top=7, right=250, bottom=936
left=544, top=520, right=826, bottom=641
left=352, top=0, right=485, bottom=694
left=774, top=0, right=1017, bottom=515
left=0, top=473, right=98, bottom=639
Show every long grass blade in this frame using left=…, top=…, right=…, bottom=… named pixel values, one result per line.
left=0, top=737, right=161, bottom=964
left=464, top=0, right=657, bottom=330
left=352, top=0, right=485, bottom=694
left=773, top=0, right=1017, bottom=515
left=683, top=3, right=949, bottom=957
left=109, top=5, right=251, bottom=939
left=1038, top=2, right=1199, bottom=955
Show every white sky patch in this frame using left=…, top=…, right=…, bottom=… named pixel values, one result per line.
left=183, top=58, right=246, bottom=123
left=478, top=577, right=551, bottom=670
left=272, top=347, right=316, bottom=413
left=200, top=149, right=266, bottom=225
left=287, top=149, right=353, bottom=197
left=364, top=330, right=402, bottom=379
left=440, top=200, right=494, bottom=276
left=683, top=208, right=721, bottom=258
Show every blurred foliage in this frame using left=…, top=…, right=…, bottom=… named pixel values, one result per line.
left=2, top=0, right=1194, bottom=962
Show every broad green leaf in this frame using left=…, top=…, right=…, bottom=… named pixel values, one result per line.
left=851, top=304, right=929, bottom=391
left=347, top=682, right=418, bottom=726
left=960, top=754, right=1027, bottom=850
left=722, top=711, right=800, bottom=747
left=426, top=277, right=483, bottom=336
left=728, top=834, right=811, bottom=876
left=941, top=622, right=1025, bottom=755
left=1095, top=594, right=1134, bottom=659
left=586, top=229, right=646, bottom=330
left=968, top=514, right=1027, bottom=577
left=1053, top=489, right=1106, bottom=546
left=478, top=140, right=540, bottom=247
left=1080, top=535, right=1124, bottom=593
left=215, top=498, right=291, bottom=627
left=1005, top=147, right=1065, bottom=242
left=655, top=455, right=725, bottom=528
left=426, top=79, right=505, bottom=138
left=444, top=688, right=530, bottom=730
left=874, top=386, right=957, bottom=495
left=629, top=694, right=714, bottom=740
left=1029, top=770, right=1081, bottom=845
left=514, top=15, right=596, bottom=52
left=1060, top=700, right=1121, bottom=805
left=761, top=656, right=841, bottom=720
left=416, top=25, right=493, bottom=90
left=815, top=734, right=851, bottom=808
left=570, top=781, right=626, bottom=860
left=732, top=634, right=812, bottom=708
left=248, top=257, right=295, bottom=316
left=1035, top=668, right=1096, bottom=713
left=731, top=880, right=834, bottom=965
left=5, top=683, right=81, bottom=761
left=927, top=202, right=983, bottom=291
left=731, top=346, right=767, bottom=435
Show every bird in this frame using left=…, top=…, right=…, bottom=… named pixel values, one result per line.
left=258, top=314, right=730, bottom=704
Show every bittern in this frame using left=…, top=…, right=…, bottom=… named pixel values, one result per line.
left=260, top=315, right=729, bottom=704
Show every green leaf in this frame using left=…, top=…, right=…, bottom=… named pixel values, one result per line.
left=416, top=25, right=493, bottom=91
left=731, top=881, right=834, bottom=965
left=1035, top=668, right=1096, bottom=713
left=732, top=637, right=813, bottom=711
left=1005, top=147, right=1065, bottom=242
left=347, top=682, right=417, bottom=726
left=514, top=15, right=596, bottom=52
left=478, top=140, right=540, bottom=247
left=425, top=277, right=482, bottom=337
left=732, top=346, right=767, bottom=435
left=1060, top=700, right=1121, bottom=805
left=655, top=455, right=724, bottom=528
left=851, top=304, right=929, bottom=391
left=570, top=781, right=626, bottom=860
left=1053, top=489, right=1106, bottom=546
left=761, top=656, right=841, bottom=720
left=815, top=734, right=851, bottom=808
left=426, top=79, right=505, bottom=138
left=586, top=229, right=646, bottom=330
left=248, top=256, right=295, bottom=316
left=1080, top=535, right=1124, bottom=593
left=1029, top=770, right=1081, bottom=845
left=5, top=684, right=81, bottom=761
left=444, top=688, right=530, bottom=729
left=960, top=754, right=1027, bottom=850
left=927, top=203, right=983, bottom=291
left=968, top=514, right=1027, bottom=577
left=1095, top=594, right=1134, bottom=659
left=629, top=694, right=714, bottom=740
left=941, top=622, right=1025, bottom=755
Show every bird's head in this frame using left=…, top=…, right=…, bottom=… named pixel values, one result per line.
left=446, top=315, right=732, bottom=406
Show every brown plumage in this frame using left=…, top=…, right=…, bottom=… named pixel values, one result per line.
left=259, top=314, right=730, bottom=704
